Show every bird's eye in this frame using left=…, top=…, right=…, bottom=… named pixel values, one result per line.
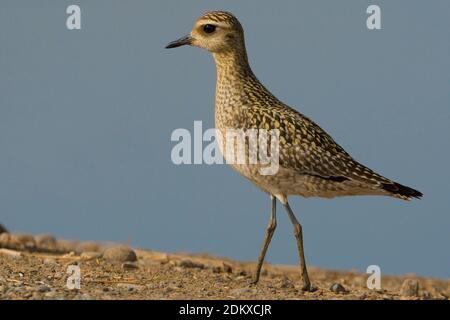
left=203, top=24, right=216, bottom=34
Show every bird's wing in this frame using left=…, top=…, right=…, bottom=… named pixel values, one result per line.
left=251, top=104, right=391, bottom=187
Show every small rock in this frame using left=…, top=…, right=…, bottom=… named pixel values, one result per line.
left=163, top=286, right=174, bottom=294
left=400, top=279, right=419, bottom=297
left=34, top=234, right=57, bottom=249
left=103, top=246, right=137, bottom=263
left=0, top=248, right=22, bottom=259
left=330, top=283, right=348, bottom=294
left=80, top=251, right=102, bottom=261
left=35, top=285, right=51, bottom=293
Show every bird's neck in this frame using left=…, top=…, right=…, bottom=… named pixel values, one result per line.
left=212, top=50, right=277, bottom=112
left=213, top=50, right=254, bottom=88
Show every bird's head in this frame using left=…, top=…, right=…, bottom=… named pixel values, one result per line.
left=165, top=11, right=245, bottom=54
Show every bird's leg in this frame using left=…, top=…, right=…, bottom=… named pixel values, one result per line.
left=283, top=201, right=311, bottom=291
left=251, top=195, right=277, bottom=284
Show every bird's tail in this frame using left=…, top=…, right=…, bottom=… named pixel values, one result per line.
left=381, top=181, right=423, bottom=200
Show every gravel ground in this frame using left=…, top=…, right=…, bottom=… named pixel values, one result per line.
left=0, top=232, right=449, bottom=300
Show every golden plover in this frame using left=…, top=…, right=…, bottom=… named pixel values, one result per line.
left=166, top=11, right=422, bottom=291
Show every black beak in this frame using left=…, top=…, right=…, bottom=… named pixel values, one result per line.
left=165, top=35, right=192, bottom=49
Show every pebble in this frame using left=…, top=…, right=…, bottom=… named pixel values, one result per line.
left=103, top=246, right=137, bottom=263
left=163, top=286, right=174, bottom=294
left=0, top=248, right=22, bottom=259
left=400, top=279, right=420, bottom=297
left=35, top=285, right=51, bottom=293
left=330, top=283, right=348, bottom=294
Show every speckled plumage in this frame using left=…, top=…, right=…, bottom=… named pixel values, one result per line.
left=200, top=11, right=422, bottom=202
left=166, top=11, right=422, bottom=290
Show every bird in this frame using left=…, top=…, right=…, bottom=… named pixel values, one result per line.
left=165, top=11, right=422, bottom=291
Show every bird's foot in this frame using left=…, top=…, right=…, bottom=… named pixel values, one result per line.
left=248, top=277, right=259, bottom=286
left=300, top=280, right=317, bottom=292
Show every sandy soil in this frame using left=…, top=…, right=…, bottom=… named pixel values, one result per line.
left=0, top=231, right=448, bottom=300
